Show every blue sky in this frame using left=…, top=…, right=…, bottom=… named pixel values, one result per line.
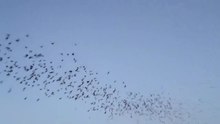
left=0, top=0, right=220, bottom=124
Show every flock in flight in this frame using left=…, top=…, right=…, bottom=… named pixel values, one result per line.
left=0, top=33, right=190, bottom=124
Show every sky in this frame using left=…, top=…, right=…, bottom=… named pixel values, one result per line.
left=0, top=0, right=220, bottom=124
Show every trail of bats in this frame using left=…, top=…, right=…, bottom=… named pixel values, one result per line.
left=0, top=33, right=190, bottom=124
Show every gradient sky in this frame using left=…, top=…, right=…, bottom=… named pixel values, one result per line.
left=0, top=0, right=220, bottom=124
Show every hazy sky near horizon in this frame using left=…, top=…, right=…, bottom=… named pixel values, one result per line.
left=0, top=0, right=220, bottom=124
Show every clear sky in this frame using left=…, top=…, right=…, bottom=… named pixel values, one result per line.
left=0, top=0, right=220, bottom=124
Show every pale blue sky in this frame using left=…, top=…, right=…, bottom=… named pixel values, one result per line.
left=0, top=0, right=220, bottom=124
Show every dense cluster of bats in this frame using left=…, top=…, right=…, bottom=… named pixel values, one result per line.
left=0, top=33, right=190, bottom=124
